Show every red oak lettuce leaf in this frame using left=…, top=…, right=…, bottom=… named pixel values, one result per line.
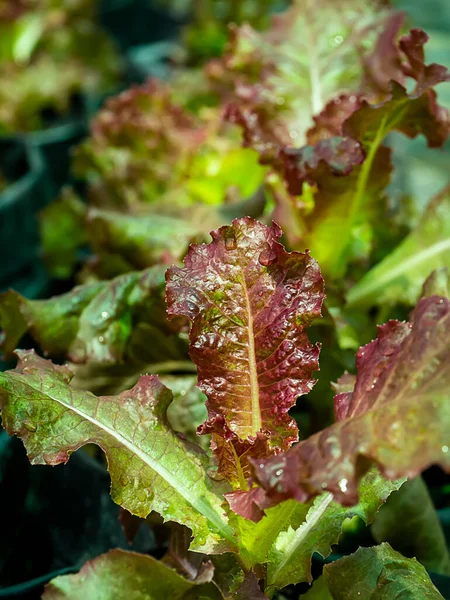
left=166, top=218, right=324, bottom=463
left=74, top=80, right=206, bottom=211
left=220, top=1, right=392, bottom=150
left=361, top=12, right=405, bottom=98
left=199, top=415, right=272, bottom=489
left=226, top=16, right=450, bottom=278
left=244, top=294, right=450, bottom=512
left=278, top=138, right=366, bottom=196
left=233, top=572, right=268, bottom=599
left=308, top=26, right=450, bottom=146
left=399, top=28, right=450, bottom=94
left=275, top=29, right=449, bottom=276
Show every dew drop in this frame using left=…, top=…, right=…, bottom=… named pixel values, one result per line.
left=225, top=236, right=237, bottom=251
left=24, top=421, right=37, bottom=432
left=321, top=482, right=328, bottom=489
left=275, top=469, right=283, bottom=477
left=101, top=311, right=110, bottom=320
left=259, top=249, right=277, bottom=267
left=289, top=130, right=298, bottom=139
left=338, top=478, right=348, bottom=493
left=442, top=445, right=449, bottom=454
left=98, top=336, right=106, bottom=344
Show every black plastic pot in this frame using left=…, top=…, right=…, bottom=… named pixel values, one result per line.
left=100, top=0, right=182, bottom=53
left=0, top=429, right=155, bottom=599
left=0, top=139, right=52, bottom=289
left=24, top=119, right=87, bottom=194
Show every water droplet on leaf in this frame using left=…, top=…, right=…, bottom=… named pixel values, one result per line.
left=24, top=421, right=37, bottom=432
left=338, top=478, right=348, bottom=492
left=225, top=235, right=237, bottom=251
left=259, top=249, right=277, bottom=267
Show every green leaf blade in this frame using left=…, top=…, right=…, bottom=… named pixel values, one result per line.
left=0, top=351, right=235, bottom=553
left=324, top=543, right=444, bottom=599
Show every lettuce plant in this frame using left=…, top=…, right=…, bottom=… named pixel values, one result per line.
left=0, top=217, right=448, bottom=599
left=73, top=78, right=265, bottom=212
left=0, top=0, right=120, bottom=132
left=220, top=2, right=450, bottom=284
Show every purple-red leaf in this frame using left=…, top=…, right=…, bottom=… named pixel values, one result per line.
left=166, top=218, right=324, bottom=461
left=249, top=295, right=450, bottom=507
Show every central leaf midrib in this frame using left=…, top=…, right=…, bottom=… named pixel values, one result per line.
left=241, top=271, right=262, bottom=436
left=19, top=379, right=234, bottom=543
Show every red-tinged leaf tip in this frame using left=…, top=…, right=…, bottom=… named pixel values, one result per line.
left=225, top=487, right=268, bottom=523
left=119, top=508, right=142, bottom=545
left=250, top=295, right=450, bottom=506
left=199, top=414, right=272, bottom=488
left=362, top=12, right=406, bottom=96
left=307, top=95, right=361, bottom=145
left=400, top=28, right=450, bottom=93
left=166, top=217, right=324, bottom=455
left=279, top=137, right=366, bottom=196
left=15, top=349, right=74, bottom=383
left=234, top=571, right=268, bottom=599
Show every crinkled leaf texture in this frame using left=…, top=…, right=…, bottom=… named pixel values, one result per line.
left=43, top=549, right=222, bottom=600
left=0, top=352, right=235, bottom=553
left=221, top=0, right=391, bottom=150
left=323, top=543, right=444, bottom=599
left=277, top=53, right=449, bottom=277
left=249, top=294, right=450, bottom=507
left=227, top=17, right=450, bottom=278
left=166, top=217, right=324, bottom=472
left=347, top=185, right=450, bottom=308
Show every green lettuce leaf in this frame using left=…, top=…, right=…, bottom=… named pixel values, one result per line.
left=372, top=476, right=450, bottom=575
left=323, top=543, right=444, bottom=599
left=42, top=549, right=222, bottom=600
left=0, top=265, right=187, bottom=366
left=0, top=351, right=235, bottom=553
left=231, top=471, right=402, bottom=592
left=166, top=217, right=324, bottom=465
left=347, top=185, right=450, bottom=307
